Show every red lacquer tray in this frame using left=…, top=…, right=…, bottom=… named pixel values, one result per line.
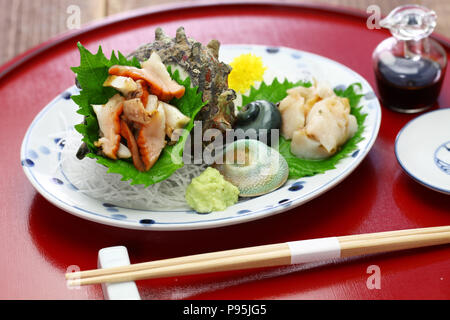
left=1, top=1, right=449, bottom=300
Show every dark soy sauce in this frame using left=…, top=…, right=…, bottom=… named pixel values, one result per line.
left=375, top=57, right=444, bottom=113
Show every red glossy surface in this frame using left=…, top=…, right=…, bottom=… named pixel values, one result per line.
left=1, top=2, right=449, bottom=300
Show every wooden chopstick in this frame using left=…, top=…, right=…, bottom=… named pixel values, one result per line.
left=337, top=225, right=450, bottom=242
left=65, top=242, right=287, bottom=280
left=66, top=226, right=450, bottom=286
left=66, top=225, right=450, bottom=281
left=339, top=230, right=450, bottom=257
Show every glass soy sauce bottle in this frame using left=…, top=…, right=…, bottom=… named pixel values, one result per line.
left=373, top=5, right=447, bottom=113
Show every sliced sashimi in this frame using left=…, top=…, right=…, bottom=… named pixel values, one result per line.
left=145, top=94, right=158, bottom=113
left=108, top=53, right=185, bottom=102
left=93, top=94, right=124, bottom=159
left=305, top=96, right=355, bottom=153
left=159, top=101, right=190, bottom=142
left=117, top=143, right=132, bottom=159
left=135, top=79, right=149, bottom=107
left=122, top=98, right=153, bottom=125
left=108, top=65, right=163, bottom=97
left=279, top=81, right=358, bottom=160
left=141, top=52, right=185, bottom=101
left=279, top=94, right=306, bottom=139
left=290, top=129, right=331, bottom=160
left=121, top=97, right=167, bottom=172
left=120, top=119, right=146, bottom=172
left=136, top=103, right=167, bottom=171
left=103, top=75, right=138, bottom=96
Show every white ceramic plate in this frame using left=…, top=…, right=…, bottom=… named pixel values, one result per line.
left=395, top=108, right=450, bottom=195
left=21, top=44, right=381, bottom=230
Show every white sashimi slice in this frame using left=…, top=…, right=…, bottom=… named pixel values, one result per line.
left=291, top=129, right=331, bottom=160
left=279, top=95, right=306, bottom=139
left=93, top=94, right=125, bottom=159
left=159, top=101, right=190, bottom=142
left=103, top=75, right=138, bottom=96
left=305, top=96, right=355, bottom=153
left=117, top=143, right=132, bottom=159
left=136, top=103, right=167, bottom=171
left=123, top=98, right=153, bottom=124
left=280, top=81, right=358, bottom=159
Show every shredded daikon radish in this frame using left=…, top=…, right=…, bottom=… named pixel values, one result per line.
left=59, top=130, right=206, bottom=211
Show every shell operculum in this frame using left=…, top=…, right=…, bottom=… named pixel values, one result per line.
left=214, top=139, right=289, bottom=197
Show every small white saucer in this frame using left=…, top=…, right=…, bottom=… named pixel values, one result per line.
left=395, top=108, right=450, bottom=195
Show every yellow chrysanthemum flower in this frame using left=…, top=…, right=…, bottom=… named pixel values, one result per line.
left=228, top=53, right=267, bottom=93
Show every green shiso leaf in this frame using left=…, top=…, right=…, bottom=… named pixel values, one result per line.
left=241, top=79, right=367, bottom=179
left=71, top=43, right=206, bottom=186
left=241, top=78, right=311, bottom=107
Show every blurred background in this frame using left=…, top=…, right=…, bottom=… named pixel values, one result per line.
left=0, top=0, right=449, bottom=65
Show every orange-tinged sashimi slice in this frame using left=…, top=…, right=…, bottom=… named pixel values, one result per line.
left=136, top=79, right=149, bottom=107
left=123, top=98, right=154, bottom=125
left=93, top=94, right=124, bottom=159
left=136, top=103, right=167, bottom=171
left=141, top=52, right=185, bottom=100
left=108, top=53, right=185, bottom=102
left=120, top=119, right=146, bottom=172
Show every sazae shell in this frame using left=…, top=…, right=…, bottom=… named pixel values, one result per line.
left=128, top=26, right=236, bottom=133
left=214, top=139, right=289, bottom=197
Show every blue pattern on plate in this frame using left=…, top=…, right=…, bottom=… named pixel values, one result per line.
left=266, top=47, right=279, bottom=54
left=111, top=214, right=127, bottom=220
left=103, top=202, right=120, bottom=212
left=51, top=178, right=64, bottom=185
left=434, top=141, right=450, bottom=175
left=140, top=219, right=156, bottom=225
left=237, top=210, right=252, bottom=214
left=61, top=92, right=72, bottom=100
left=278, top=199, right=291, bottom=208
left=364, top=91, right=376, bottom=100
left=291, top=53, right=302, bottom=59
left=334, top=84, right=347, bottom=92
left=39, top=146, right=51, bottom=155
left=352, top=149, right=360, bottom=158
left=27, top=150, right=38, bottom=159
left=288, top=181, right=305, bottom=191
left=66, top=183, right=78, bottom=191
left=103, top=203, right=117, bottom=208
left=53, top=138, right=65, bottom=148
left=21, top=159, right=35, bottom=167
